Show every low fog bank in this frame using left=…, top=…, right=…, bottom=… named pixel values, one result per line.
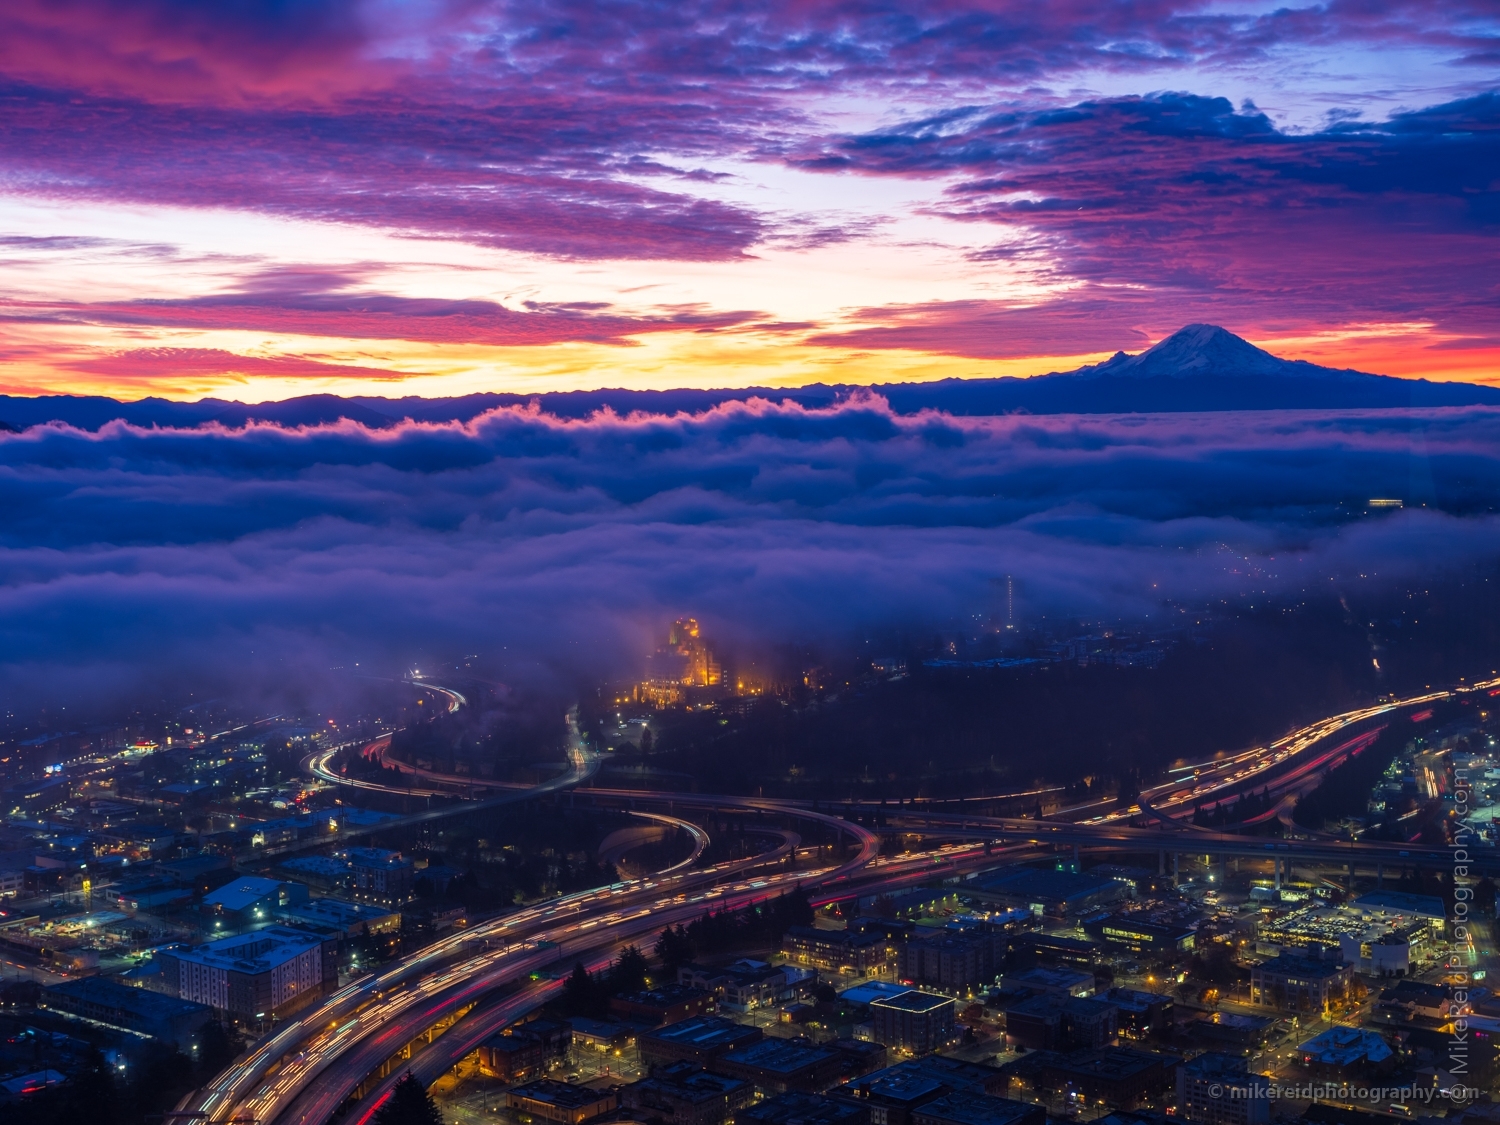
left=1, top=398, right=1497, bottom=717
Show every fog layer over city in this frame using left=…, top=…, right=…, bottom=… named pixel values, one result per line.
left=3, top=398, right=1498, bottom=709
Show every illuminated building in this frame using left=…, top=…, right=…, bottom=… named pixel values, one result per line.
left=156, top=925, right=337, bottom=1019
left=670, top=618, right=722, bottom=687
left=631, top=617, right=729, bottom=709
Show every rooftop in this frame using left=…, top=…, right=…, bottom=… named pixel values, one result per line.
left=1182, top=1052, right=1251, bottom=1076
left=721, top=1037, right=837, bottom=1075
left=628, top=1064, right=747, bottom=1103
left=1351, top=891, right=1446, bottom=921
left=509, top=1080, right=615, bottom=1110
left=1253, top=954, right=1349, bottom=979
left=870, top=989, right=955, bottom=1015
left=741, top=1092, right=867, bottom=1125
left=839, top=980, right=916, bottom=1006
left=1299, top=1026, right=1394, bottom=1066
left=168, top=925, right=325, bottom=974
left=974, top=867, right=1120, bottom=904
left=915, top=1092, right=1041, bottom=1125
left=646, top=1015, right=762, bottom=1050
left=203, top=876, right=286, bottom=913
left=279, top=898, right=396, bottom=925
left=44, top=976, right=209, bottom=1020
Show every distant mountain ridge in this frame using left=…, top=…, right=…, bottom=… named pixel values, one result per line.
left=1068, top=323, right=1374, bottom=381
left=2, top=325, right=1496, bottom=429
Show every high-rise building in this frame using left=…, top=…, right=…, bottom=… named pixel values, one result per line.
left=671, top=618, right=722, bottom=687
left=634, top=617, right=727, bottom=707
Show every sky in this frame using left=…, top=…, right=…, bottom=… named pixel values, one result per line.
left=2, top=2, right=1500, bottom=712
left=0, top=0, right=1496, bottom=402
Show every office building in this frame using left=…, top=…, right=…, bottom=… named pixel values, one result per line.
left=275, top=897, right=400, bottom=939
left=999, top=1048, right=1178, bottom=1110
left=712, top=1037, right=845, bottom=1095
left=620, top=1062, right=755, bottom=1125
left=479, top=1030, right=553, bottom=1081
left=784, top=926, right=893, bottom=974
left=1083, top=914, right=1197, bottom=957
left=202, top=876, right=309, bottom=929
left=1100, top=988, right=1173, bottom=1036
left=911, top=1092, right=1044, bottom=1125
left=899, top=930, right=1005, bottom=991
left=610, top=984, right=715, bottom=1026
left=1176, top=1053, right=1270, bottom=1125
left=508, top=1080, right=618, bottom=1125
left=1001, top=966, right=1094, bottom=998
left=154, top=925, right=336, bottom=1019
left=1004, top=994, right=1117, bottom=1051
left=346, top=847, right=415, bottom=902
left=640, top=1015, right=764, bottom=1069
left=1248, top=955, right=1351, bottom=1013
left=42, top=977, right=212, bottom=1049
left=869, top=990, right=957, bottom=1054
left=969, top=868, right=1126, bottom=920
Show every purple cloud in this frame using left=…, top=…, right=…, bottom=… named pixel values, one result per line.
left=794, top=91, right=1500, bottom=349
left=7, top=267, right=766, bottom=347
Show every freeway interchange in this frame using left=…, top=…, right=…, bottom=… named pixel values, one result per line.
left=177, top=678, right=1498, bottom=1125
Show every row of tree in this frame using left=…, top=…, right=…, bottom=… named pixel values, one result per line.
left=5, top=1022, right=239, bottom=1125
left=1293, top=724, right=1409, bottom=828
left=655, top=888, right=814, bottom=974
left=1192, top=787, right=1275, bottom=827
left=559, top=888, right=816, bottom=1017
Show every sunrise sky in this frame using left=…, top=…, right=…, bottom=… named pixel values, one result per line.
left=1, top=1, right=1497, bottom=402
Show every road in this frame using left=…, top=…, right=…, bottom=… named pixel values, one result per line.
left=185, top=675, right=1498, bottom=1123
left=270, top=839, right=1032, bottom=1125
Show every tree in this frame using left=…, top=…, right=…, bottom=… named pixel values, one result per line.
left=373, top=1073, right=443, bottom=1125
left=66, top=1047, right=118, bottom=1125
left=196, top=1020, right=237, bottom=1079
left=608, top=946, right=649, bottom=994
left=655, top=925, right=694, bottom=974
left=560, top=961, right=605, bottom=1017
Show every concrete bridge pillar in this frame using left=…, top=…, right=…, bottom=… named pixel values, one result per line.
left=1172, top=852, right=1180, bottom=885
left=1158, top=850, right=1166, bottom=876
left=1377, top=863, right=1384, bottom=889
left=1274, top=857, right=1282, bottom=890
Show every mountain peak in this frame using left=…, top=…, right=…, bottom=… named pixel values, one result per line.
left=1074, top=324, right=1357, bottom=381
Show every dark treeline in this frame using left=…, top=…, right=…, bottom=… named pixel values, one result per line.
left=559, top=946, right=652, bottom=1018
left=3, top=1020, right=238, bottom=1125
left=654, top=888, right=815, bottom=975
left=1291, top=710, right=1455, bottom=829
left=386, top=685, right=565, bottom=774
left=1193, top=787, right=1275, bottom=827
left=618, top=580, right=1500, bottom=800
left=413, top=805, right=624, bottom=908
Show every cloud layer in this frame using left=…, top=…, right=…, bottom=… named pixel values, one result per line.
left=4, top=399, right=1499, bottom=709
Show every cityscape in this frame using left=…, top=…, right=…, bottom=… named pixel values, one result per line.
left=0, top=6, right=1498, bottom=1125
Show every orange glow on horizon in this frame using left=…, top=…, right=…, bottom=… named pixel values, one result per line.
left=0, top=320, right=1494, bottom=405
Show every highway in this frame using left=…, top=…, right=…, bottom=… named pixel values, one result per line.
left=181, top=783, right=882, bottom=1125
left=177, top=675, right=1498, bottom=1123
left=1083, top=684, right=1470, bottom=821
left=266, top=837, right=1032, bottom=1125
